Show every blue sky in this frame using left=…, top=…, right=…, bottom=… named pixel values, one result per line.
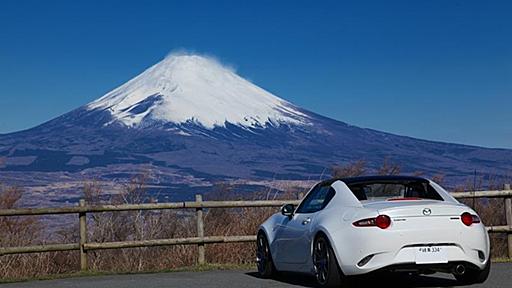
left=0, top=0, right=510, bottom=148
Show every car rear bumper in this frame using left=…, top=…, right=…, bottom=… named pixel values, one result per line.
left=329, top=222, right=490, bottom=275
left=341, top=244, right=489, bottom=275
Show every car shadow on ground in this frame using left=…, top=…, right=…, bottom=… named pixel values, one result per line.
left=246, top=271, right=461, bottom=287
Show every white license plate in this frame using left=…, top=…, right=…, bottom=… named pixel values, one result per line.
left=415, top=246, right=448, bottom=264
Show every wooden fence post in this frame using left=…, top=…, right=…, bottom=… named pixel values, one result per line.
left=196, top=194, right=205, bottom=265
left=504, top=184, right=512, bottom=259
left=79, top=199, right=88, bottom=271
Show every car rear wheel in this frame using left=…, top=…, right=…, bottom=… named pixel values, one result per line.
left=256, top=231, right=276, bottom=278
left=454, top=261, right=491, bottom=284
left=313, top=235, right=346, bottom=288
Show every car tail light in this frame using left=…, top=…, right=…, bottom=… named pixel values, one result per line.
left=375, top=215, right=391, bottom=229
left=461, top=212, right=480, bottom=226
left=353, top=215, right=391, bottom=229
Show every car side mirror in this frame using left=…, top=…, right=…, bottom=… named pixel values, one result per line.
left=281, top=204, right=295, bottom=218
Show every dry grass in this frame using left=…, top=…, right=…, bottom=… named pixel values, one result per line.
left=0, top=179, right=299, bottom=280
left=0, top=185, right=78, bottom=279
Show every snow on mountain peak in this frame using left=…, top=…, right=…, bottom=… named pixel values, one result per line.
left=87, top=53, right=309, bottom=129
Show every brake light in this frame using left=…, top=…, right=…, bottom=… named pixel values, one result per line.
left=461, top=212, right=480, bottom=226
left=387, top=197, right=422, bottom=201
left=375, top=215, right=391, bottom=229
left=353, top=215, right=391, bottom=229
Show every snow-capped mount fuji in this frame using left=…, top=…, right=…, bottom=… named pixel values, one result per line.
left=87, top=54, right=309, bottom=130
left=1, top=53, right=512, bottom=204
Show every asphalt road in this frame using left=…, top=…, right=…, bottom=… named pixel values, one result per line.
left=2, top=263, right=511, bottom=288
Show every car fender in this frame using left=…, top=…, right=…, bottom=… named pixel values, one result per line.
left=258, top=213, right=286, bottom=249
left=309, top=209, right=348, bottom=274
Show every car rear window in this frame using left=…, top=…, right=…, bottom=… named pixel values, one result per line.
left=347, top=180, right=443, bottom=201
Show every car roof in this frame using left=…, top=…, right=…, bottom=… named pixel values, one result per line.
left=320, top=175, right=429, bottom=186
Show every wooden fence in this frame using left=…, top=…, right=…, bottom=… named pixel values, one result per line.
left=1, top=187, right=512, bottom=272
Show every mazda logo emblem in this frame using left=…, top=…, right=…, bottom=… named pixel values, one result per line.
left=423, top=208, right=432, bottom=216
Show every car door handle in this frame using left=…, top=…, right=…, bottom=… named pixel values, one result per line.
left=302, top=218, right=311, bottom=225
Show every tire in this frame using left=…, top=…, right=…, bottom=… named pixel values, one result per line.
left=256, top=231, right=276, bottom=278
left=454, top=261, right=491, bottom=284
left=313, top=234, right=346, bottom=288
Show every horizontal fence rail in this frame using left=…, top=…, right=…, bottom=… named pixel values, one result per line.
left=1, top=188, right=512, bottom=271
left=0, top=200, right=303, bottom=217
left=450, top=190, right=512, bottom=198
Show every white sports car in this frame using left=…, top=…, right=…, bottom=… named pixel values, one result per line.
left=256, top=176, right=490, bottom=287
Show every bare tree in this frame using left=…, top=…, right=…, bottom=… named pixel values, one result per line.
left=331, top=160, right=367, bottom=178
left=377, top=158, right=401, bottom=175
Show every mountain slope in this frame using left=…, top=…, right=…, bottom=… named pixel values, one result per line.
left=87, top=54, right=309, bottom=129
left=1, top=53, right=511, bottom=203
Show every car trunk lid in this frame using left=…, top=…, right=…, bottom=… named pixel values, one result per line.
left=362, top=199, right=467, bottom=218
